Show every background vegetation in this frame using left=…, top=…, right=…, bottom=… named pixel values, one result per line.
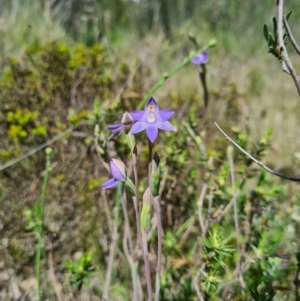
left=1, top=0, right=300, bottom=300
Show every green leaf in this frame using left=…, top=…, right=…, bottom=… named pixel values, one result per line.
left=263, top=24, right=269, bottom=42
left=286, top=10, right=292, bottom=21
left=268, top=33, right=274, bottom=47
left=272, top=16, right=278, bottom=40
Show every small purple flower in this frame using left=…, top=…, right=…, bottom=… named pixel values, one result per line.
left=191, top=51, right=208, bottom=65
left=101, top=159, right=126, bottom=189
left=107, top=111, right=134, bottom=134
left=129, top=96, right=174, bottom=143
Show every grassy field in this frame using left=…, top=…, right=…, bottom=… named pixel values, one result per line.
left=1, top=1, right=300, bottom=300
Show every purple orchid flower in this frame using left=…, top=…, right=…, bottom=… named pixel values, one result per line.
left=101, top=159, right=126, bottom=189
left=129, top=96, right=174, bottom=143
left=107, top=111, right=134, bottom=140
left=191, top=51, right=209, bottom=65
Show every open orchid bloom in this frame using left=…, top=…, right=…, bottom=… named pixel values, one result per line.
left=191, top=51, right=209, bottom=65
left=129, top=96, right=174, bottom=143
left=101, top=159, right=126, bottom=189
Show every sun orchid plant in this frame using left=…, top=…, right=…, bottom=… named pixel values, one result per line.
left=101, top=95, right=174, bottom=301
left=100, top=40, right=213, bottom=301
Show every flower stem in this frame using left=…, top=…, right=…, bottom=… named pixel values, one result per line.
left=148, top=143, right=162, bottom=301
left=141, top=139, right=154, bottom=301
left=137, top=39, right=216, bottom=109
left=131, top=147, right=143, bottom=251
left=142, top=227, right=153, bottom=301
left=36, top=148, right=52, bottom=301
left=154, top=196, right=162, bottom=301
left=102, top=184, right=122, bottom=301
left=121, top=186, right=139, bottom=301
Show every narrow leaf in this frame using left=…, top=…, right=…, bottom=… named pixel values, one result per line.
left=286, top=10, right=292, bottom=21
left=272, top=16, right=278, bottom=40
left=263, top=24, right=269, bottom=42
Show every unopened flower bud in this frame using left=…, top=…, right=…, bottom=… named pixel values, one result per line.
left=101, top=158, right=127, bottom=189
left=208, top=38, right=217, bottom=48
left=121, top=111, right=134, bottom=133
left=94, top=124, right=100, bottom=136
left=126, top=133, right=135, bottom=151
left=140, top=187, right=152, bottom=232
left=45, top=147, right=52, bottom=156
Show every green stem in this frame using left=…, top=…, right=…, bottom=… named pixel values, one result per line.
left=36, top=148, right=52, bottom=301
left=137, top=39, right=216, bottom=109
left=102, top=184, right=122, bottom=301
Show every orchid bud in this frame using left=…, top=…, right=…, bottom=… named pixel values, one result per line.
left=121, top=111, right=134, bottom=133
left=140, top=187, right=152, bottom=233
left=107, top=111, right=134, bottom=140
left=101, top=158, right=127, bottom=189
left=126, top=133, right=135, bottom=151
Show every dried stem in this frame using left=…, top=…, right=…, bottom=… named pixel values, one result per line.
left=147, top=140, right=163, bottom=301
left=214, top=122, right=300, bottom=181
left=121, top=188, right=139, bottom=301
left=198, top=183, right=208, bottom=234
left=193, top=263, right=206, bottom=301
left=141, top=227, right=153, bottom=301
left=283, top=15, right=300, bottom=55
left=194, top=184, right=208, bottom=300
left=277, top=0, right=300, bottom=95
left=142, top=140, right=154, bottom=301
left=154, top=195, right=163, bottom=301
left=131, top=148, right=143, bottom=251
left=228, top=147, right=246, bottom=290
left=0, top=126, right=75, bottom=171
left=131, top=145, right=149, bottom=301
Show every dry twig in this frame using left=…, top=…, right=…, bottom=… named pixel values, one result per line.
left=283, top=15, right=300, bottom=55
left=277, top=0, right=300, bottom=95
left=214, top=122, right=300, bottom=181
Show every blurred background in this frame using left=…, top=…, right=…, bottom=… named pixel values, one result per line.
left=1, top=0, right=300, bottom=300
left=1, top=0, right=300, bottom=159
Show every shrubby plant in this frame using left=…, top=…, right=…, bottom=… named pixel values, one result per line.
left=2, top=1, right=300, bottom=301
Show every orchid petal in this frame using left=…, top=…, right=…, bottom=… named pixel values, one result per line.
left=111, top=159, right=126, bottom=179
left=107, top=124, right=124, bottom=132
left=121, top=111, right=134, bottom=124
left=129, top=122, right=148, bottom=134
left=110, top=160, right=126, bottom=180
left=101, top=178, right=120, bottom=189
left=145, top=96, right=159, bottom=110
left=191, top=51, right=208, bottom=65
left=191, top=56, right=203, bottom=65
left=201, top=51, right=209, bottom=63
left=156, top=121, right=174, bottom=131
left=146, top=125, right=158, bottom=143
left=157, top=110, right=174, bottom=121
left=130, top=110, right=146, bottom=121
